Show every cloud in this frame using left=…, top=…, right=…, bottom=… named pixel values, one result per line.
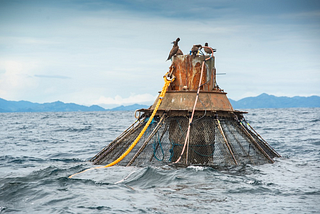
left=0, top=60, right=39, bottom=99
left=34, top=74, right=71, bottom=79
left=0, top=0, right=319, bottom=104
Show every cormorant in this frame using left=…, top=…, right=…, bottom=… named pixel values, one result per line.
left=203, top=42, right=216, bottom=55
left=167, top=38, right=182, bottom=60
left=191, top=44, right=202, bottom=58
left=176, top=48, right=183, bottom=55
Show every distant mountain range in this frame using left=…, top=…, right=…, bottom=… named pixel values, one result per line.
left=0, top=93, right=319, bottom=112
left=0, top=99, right=105, bottom=112
left=0, top=98, right=149, bottom=112
left=109, top=104, right=149, bottom=111
left=229, top=93, right=320, bottom=109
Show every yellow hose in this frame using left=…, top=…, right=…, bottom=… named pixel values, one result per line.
left=102, top=74, right=174, bottom=168
left=69, top=73, right=174, bottom=178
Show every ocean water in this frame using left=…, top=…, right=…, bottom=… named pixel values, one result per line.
left=0, top=108, right=319, bottom=213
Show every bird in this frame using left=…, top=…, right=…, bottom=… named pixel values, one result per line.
left=191, top=44, right=202, bottom=58
left=176, top=48, right=183, bottom=56
left=174, top=37, right=183, bottom=55
left=167, top=38, right=182, bottom=60
left=203, top=42, right=216, bottom=55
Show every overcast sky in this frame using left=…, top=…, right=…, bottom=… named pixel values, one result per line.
left=0, top=0, right=319, bottom=108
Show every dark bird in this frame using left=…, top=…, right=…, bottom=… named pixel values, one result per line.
left=176, top=48, right=183, bottom=56
left=191, top=44, right=202, bottom=58
left=203, top=42, right=216, bottom=55
left=174, top=37, right=183, bottom=55
left=167, top=38, right=182, bottom=60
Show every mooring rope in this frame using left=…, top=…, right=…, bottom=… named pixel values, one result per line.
left=172, top=50, right=215, bottom=165
left=242, top=119, right=281, bottom=157
left=69, top=72, right=175, bottom=178
left=153, top=132, right=164, bottom=161
left=173, top=60, right=206, bottom=165
left=216, top=118, right=238, bottom=165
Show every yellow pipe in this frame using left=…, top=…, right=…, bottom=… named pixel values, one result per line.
left=69, top=73, right=174, bottom=178
left=102, top=75, right=173, bottom=168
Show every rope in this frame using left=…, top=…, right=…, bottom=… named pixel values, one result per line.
left=69, top=72, right=175, bottom=178
left=216, top=118, right=238, bottom=165
left=172, top=53, right=214, bottom=165
left=173, top=60, right=206, bottom=165
left=172, top=140, right=215, bottom=158
left=153, top=132, right=164, bottom=161
left=242, top=119, right=281, bottom=157
left=204, top=47, right=215, bottom=60
left=190, top=143, right=215, bottom=157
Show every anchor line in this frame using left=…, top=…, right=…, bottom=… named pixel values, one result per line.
left=216, top=118, right=238, bottom=165
left=173, top=59, right=206, bottom=165
left=68, top=72, right=175, bottom=178
left=242, top=118, right=281, bottom=158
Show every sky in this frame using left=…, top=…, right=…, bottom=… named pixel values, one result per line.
left=0, top=0, right=319, bottom=108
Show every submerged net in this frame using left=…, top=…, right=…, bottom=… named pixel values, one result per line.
left=90, top=113, right=280, bottom=167
left=90, top=55, right=280, bottom=168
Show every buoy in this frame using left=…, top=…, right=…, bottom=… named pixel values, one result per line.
left=90, top=52, right=280, bottom=168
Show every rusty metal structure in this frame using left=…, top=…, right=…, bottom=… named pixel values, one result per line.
left=90, top=53, right=280, bottom=167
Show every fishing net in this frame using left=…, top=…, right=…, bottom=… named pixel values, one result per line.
left=90, top=54, right=280, bottom=168
left=90, top=113, right=280, bottom=167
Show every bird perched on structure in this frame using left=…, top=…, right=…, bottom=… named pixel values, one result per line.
left=167, top=38, right=183, bottom=61
left=191, top=44, right=202, bottom=58
left=203, top=42, right=216, bottom=55
left=176, top=48, right=183, bottom=56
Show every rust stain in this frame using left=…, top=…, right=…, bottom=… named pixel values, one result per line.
left=149, top=55, right=233, bottom=111
left=149, top=55, right=233, bottom=113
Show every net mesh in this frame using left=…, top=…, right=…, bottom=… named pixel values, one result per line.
left=90, top=114, right=279, bottom=167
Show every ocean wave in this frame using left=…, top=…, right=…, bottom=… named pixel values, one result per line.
left=0, top=110, right=319, bottom=213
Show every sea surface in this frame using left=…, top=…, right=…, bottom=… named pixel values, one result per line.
left=0, top=108, right=319, bottom=213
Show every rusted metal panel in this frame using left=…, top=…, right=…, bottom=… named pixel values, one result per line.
left=169, top=55, right=215, bottom=92
left=150, top=91, right=233, bottom=112
left=148, top=55, right=234, bottom=113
